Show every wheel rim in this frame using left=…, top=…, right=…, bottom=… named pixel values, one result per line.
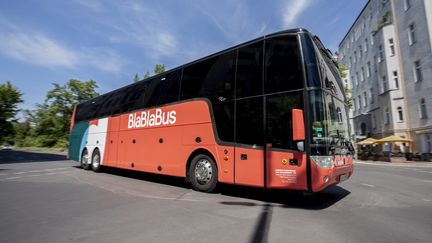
left=93, top=153, right=100, bottom=168
left=194, top=159, right=213, bottom=185
left=82, top=151, right=89, bottom=166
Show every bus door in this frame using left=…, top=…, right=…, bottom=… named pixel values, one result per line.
left=264, top=93, right=308, bottom=190
left=234, top=97, right=265, bottom=187
left=104, top=116, right=120, bottom=166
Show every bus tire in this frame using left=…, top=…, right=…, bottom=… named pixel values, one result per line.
left=189, top=154, right=218, bottom=192
left=91, top=149, right=102, bottom=173
left=81, top=149, right=90, bottom=170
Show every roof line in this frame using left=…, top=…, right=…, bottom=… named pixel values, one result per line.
left=338, top=0, right=371, bottom=48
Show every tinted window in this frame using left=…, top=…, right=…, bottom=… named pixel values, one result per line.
left=147, top=70, right=181, bottom=107
left=120, top=82, right=147, bottom=112
left=236, top=97, right=263, bottom=146
left=266, top=92, right=303, bottom=150
left=236, top=41, right=263, bottom=98
left=181, top=50, right=236, bottom=102
left=212, top=101, right=234, bottom=142
left=265, top=35, right=303, bottom=94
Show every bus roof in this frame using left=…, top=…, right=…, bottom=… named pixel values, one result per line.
left=78, top=28, right=311, bottom=106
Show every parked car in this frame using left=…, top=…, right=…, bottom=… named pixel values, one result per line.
left=2, top=144, right=12, bottom=150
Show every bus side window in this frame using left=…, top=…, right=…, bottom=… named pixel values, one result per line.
left=266, top=92, right=303, bottom=150
left=147, top=69, right=181, bottom=107
left=236, top=97, right=264, bottom=147
left=236, top=40, right=263, bottom=99
left=265, top=36, right=303, bottom=94
left=181, top=50, right=236, bottom=103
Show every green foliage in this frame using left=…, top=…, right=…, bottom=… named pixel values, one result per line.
left=142, top=64, right=165, bottom=80
left=133, top=73, right=140, bottom=83
left=0, top=81, right=23, bottom=144
left=338, top=63, right=347, bottom=79
left=144, top=71, right=150, bottom=79
left=13, top=79, right=99, bottom=148
left=154, top=64, right=165, bottom=75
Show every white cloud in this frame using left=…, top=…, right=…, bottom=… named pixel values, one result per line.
left=282, top=0, right=313, bottom=28
left=73, top=0, right=104, bottom=12
left=0, top=22, right=124, bottom=73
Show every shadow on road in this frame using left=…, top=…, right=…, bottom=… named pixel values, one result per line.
left=0, top=149, right=67, bottom=164
left=219, top=184, right=350, bottom=210
left=98, top=166, right=350, bottom=210
left=100, top=166, right=192, bottom=189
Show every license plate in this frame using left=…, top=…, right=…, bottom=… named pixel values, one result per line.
left=336, top=160, right=345, bottom=166
left=339, top=174, right=349, bottom=181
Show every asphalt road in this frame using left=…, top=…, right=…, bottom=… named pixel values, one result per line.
left=1, top=149, right=431, bottom=243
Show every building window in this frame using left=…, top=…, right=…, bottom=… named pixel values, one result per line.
left=413, top=60, right=422, bottom=82
left=349, top=57, right=352, bottom=68
left=354, top=51, right=357, bottom=63
left=408, top=23, right=416, bottom=45
left=384, top=108, right=390, bottom=124
left=372, top=114, right=377, bottom=129
left=337, top=107, right=343, bottom=123
left=404, top=0, right=411, bottom=11
left=359, top=45, right=363, bottom=58
left=378, top=45, right=384, bottom=62
left=369, top=88, right=374, bottom=103
left=366, top=62, right=371, bottom=77
left=364, top=38, right=368, bottom=52
left=389, top=38, right=395, bottom=56
left=393, top=71, right=399, bottom=89
left=363, top=92, right=368, bottom=107
left=361, top=67, right=365, bottom=82
left=397, top=107, right=404, bottom=121
left=370, top=34, right=374, bottom=45
left=382, top=75, right=387, bottom=93
left=419, top=98, right=427, bottom=119
left=373, top=56, right=378, bottom=72
left=355, top=72, right=359, bottom=86
left=353, top=98, right=356, bottom=111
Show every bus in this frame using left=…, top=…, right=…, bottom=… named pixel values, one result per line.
left=69, top=28, right=354, bottom=193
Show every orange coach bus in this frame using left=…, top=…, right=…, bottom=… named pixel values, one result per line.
left=69, top=28, right=354, bottom=193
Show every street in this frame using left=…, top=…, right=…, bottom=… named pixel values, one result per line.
left=1, top=149, right=431, bottom=243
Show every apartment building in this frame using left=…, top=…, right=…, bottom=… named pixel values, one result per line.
left=338, top=0, right=432, bottom=153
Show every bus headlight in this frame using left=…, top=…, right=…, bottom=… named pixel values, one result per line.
left=311, top=156, right=333, bottom=168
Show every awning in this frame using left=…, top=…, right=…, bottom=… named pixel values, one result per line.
left=375, top=135, right=413, bottom=144
left=357, top=137, right=378, bottom=145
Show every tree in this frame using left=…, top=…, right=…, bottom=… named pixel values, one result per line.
left=31, top=79, right=99, bottom=147
left=133, top=73, right=140, bottom=83
left=142, top=64, right=165, bottom=80
left=154, top=64, right=165, bottom=75
left=338, top=64, right=352, bottom=108
left=0, top=81, right=23, bottom=144
left=144, top=71, right=150, bottom=79
left=338, top=63, right=347, bottom=79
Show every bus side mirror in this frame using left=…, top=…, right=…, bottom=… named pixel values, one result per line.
left=292, top=109, right=305, bottom=141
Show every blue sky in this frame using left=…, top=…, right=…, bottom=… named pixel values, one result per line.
left=0, top=0, right=367, bottom=112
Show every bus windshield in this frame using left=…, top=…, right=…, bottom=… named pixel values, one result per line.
left=309, top=90, right=351, bottom=156
left=309, top=36, right=352, bottom=156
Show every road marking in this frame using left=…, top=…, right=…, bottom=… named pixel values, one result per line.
left=355, top=161, right=432, bottom=168
left=422, top=180, right=432, bottom=183
left=419, top=170, right=432, bottom=174
left=361, top=183, right=375, bottom=188
left=423, top=199, right=432, bottom=202
left=0, top=170, right=77, bottom=181
left=0, top=167, right=72, bottom=176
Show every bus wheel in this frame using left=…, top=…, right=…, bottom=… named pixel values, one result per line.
left=189, top=154, right=218, bottom=192
left=91, top=149, right=102, bottom=173
left=80, top=149, right=90, bottom=170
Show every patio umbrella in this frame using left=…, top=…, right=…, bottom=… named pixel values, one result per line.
left=357, top=137, right=378, bottom=145
left=375, top=135, right=413, bottom=144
